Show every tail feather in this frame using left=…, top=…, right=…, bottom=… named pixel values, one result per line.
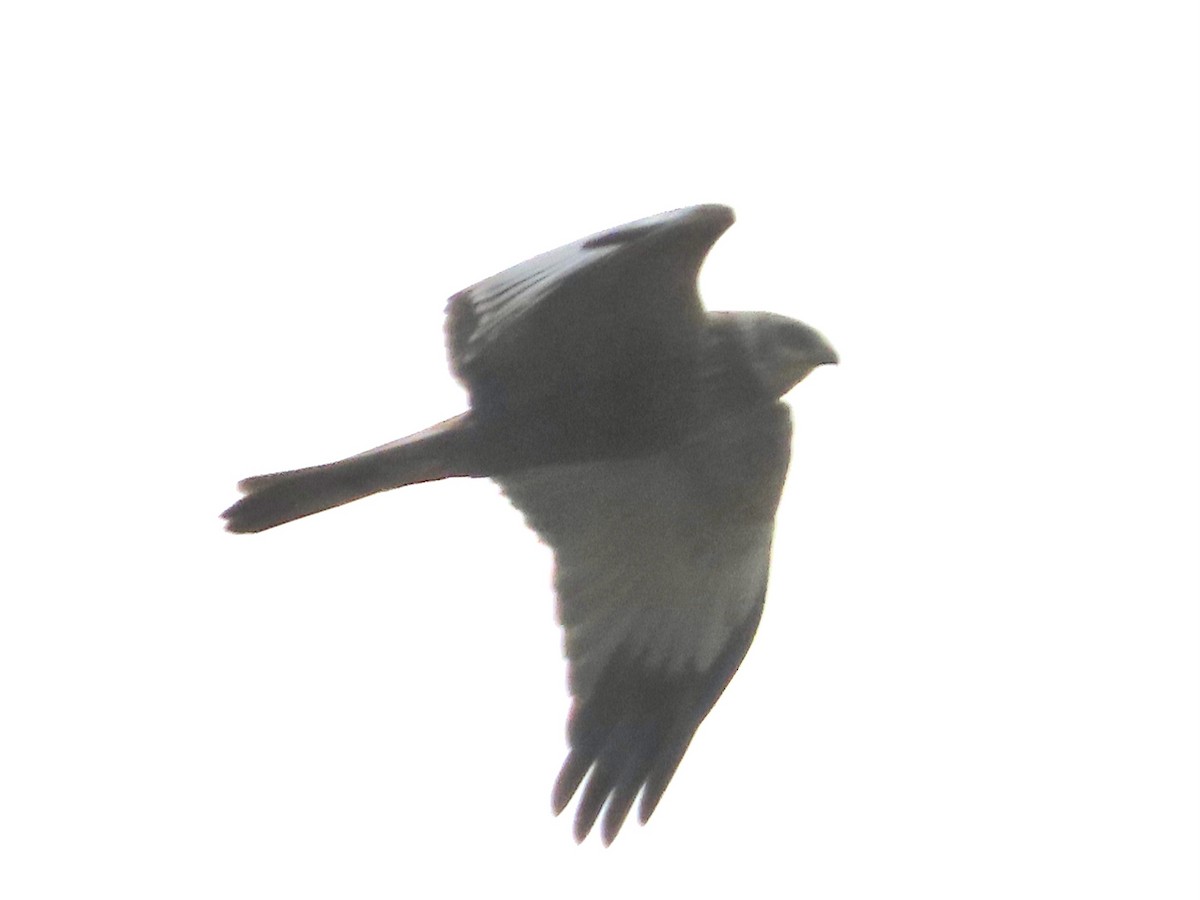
left=222, top=414, right=474, bottom=533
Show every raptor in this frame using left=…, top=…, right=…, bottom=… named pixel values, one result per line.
left=222, top=204, right=838, bottom=844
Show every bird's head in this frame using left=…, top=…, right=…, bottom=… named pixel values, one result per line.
left=725, top=311, right=839, bottom=399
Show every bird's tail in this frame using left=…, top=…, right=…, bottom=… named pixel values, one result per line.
left=221, top=413, right=476, bottom=533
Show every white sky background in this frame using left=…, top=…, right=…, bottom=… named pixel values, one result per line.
left=2, top=1, right=1197, bottom=897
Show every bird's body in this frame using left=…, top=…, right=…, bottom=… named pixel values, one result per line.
left=222, top=204, right=836, bottom=843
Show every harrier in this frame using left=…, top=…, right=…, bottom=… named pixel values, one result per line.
left=222, top=204, right=837, bottom=844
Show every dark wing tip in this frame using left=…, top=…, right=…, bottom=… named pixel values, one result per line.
left=552, top=750, right=592, bottom=818
left=551, top=591, right=767, bottom=844
left=573, top=769, right=612, bottom=843
left=580, top=203, right=734, bottom=250
left=599, top=776, right=642, bottom=846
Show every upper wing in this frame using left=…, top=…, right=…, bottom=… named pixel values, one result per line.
left=445, top=205, right=734, bottom=456
left=495, top=403, right=792, bottom=844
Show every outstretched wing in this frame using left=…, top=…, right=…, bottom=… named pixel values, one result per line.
left=495, top=403, right=792, bottom=844
left=445, top=205, right=734, bottom=456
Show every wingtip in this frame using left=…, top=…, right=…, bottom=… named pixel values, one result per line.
left=673, top=203, right=735, bottom=240
left=552, top=750, right=590, bottom=817
left=580, top=203, right=735, bottom=251
left=688, top=202, right=735, bottom=227
left=638, top=778, right=668, bottom=826
left=573, top=816, right=594, bottom=844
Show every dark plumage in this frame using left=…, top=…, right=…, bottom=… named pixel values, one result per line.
left=222, top=204, right=837, bottom=843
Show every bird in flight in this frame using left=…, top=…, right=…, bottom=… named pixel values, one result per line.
left=222, top=204, right=837, bottom=844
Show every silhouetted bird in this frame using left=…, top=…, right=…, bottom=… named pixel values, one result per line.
left=222, top=204, right=837, bottom=844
